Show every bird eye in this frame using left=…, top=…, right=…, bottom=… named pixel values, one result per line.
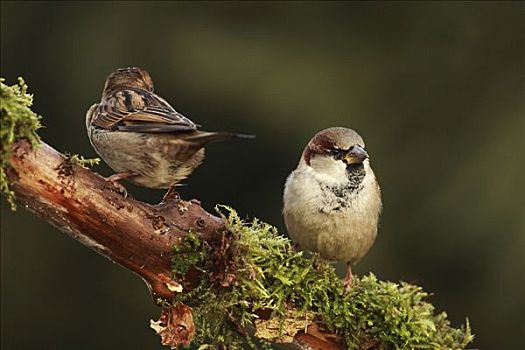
left=329, top=147, right=344, bottom=159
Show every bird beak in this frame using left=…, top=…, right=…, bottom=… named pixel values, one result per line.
left=343, top=145, right=368, bottom=164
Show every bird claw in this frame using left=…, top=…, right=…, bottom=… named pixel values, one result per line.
left=106, top=177, right=128, bottom=198
left=105, top=172, right=136, bottom=198
left=343, top=277, right=353, bottom=295
left=161, top=187, right=181, bottom=203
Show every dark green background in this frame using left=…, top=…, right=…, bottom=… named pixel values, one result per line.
left=1, top=1, right=523, bottom=349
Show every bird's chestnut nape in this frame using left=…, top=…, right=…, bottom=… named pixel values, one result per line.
left=303, top=128, right=367, bottom=166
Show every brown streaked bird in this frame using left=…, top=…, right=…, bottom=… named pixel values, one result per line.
left=86, top=67, right=253, bottom=195
left=283, top=127, right=382, bottom=291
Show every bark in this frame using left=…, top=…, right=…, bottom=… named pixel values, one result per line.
left=5, top=139, right=344, bottom=349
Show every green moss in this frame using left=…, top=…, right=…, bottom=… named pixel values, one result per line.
left=172, top=207, right=474, bottom=349
left=172, top=231, right=209, bottom=276
left=68, top=154, right=100, bottom=167
left=1, top=78, right=42, bottom=210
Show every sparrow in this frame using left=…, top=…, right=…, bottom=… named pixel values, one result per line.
left=283, top=127, right=381, bottom=291
left=86, top=67, right=253, bottom=195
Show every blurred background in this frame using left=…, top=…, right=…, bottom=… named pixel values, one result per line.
left=1, top=1, right=523, bottom=349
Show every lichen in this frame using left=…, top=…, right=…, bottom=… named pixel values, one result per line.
left=1, top=77, right=42, bottom=210
left=254, top=307, right=314, bottom=343
left=68, top=154, right=100, bottom=167
left=171, top=207, right=474, bottom=349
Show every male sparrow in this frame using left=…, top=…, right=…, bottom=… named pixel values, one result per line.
left=86, top=67, right=252, bottom=194
left=283, top=127, right=381, bottom=290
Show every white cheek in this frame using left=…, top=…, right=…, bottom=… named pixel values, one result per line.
left=308, top=156, right=348, bottom=184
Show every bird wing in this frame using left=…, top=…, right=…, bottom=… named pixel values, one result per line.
left=91, top=89, right=198, bottom=133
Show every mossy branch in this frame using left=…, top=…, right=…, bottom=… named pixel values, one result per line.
left=171, top=208, right=473, bottom=349
left=1, top=78, right=42, bottom=209
left=1, top=78, right=474, bottom=349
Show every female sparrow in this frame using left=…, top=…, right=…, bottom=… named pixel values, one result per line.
left=283, top=127, right=382, bottom=290
left=86, top=67, right=252, bottom=194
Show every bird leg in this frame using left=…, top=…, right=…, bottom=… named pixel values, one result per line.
left=161, top=186, right=181, bottom=204
left=105, top=171, right=137, bottom=198
left=343, top=262, right=353, bottom=293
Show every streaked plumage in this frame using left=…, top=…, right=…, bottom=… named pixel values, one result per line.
left=86, top=67, right=252, bottom=191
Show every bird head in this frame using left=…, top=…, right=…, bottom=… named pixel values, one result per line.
left=302, top=127, right=369, bottom=179
left=102, top=67, right=154, bottom=97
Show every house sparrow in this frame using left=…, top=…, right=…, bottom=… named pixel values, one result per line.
left=86, top=67, right=253, bottom=195
left=283, top=127, right=381, bottom=291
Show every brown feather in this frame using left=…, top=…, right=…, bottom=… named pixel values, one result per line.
left=91, top=88, right=197, bottom=132
left=86, top=67, right=254, bottom=189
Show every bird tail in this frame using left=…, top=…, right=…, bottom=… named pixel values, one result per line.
left=184, top=131, right=255, bottom=144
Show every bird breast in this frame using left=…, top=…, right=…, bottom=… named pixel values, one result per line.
left=283, top=164, right=381, bottom=263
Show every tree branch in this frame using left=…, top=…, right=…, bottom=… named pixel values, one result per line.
left=6, top=139, right=343, bottom=349
left=0, top=78, right=475, bottom=350
left=7, top=139, right=226, bottom=302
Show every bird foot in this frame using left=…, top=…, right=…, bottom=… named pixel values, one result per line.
left=343, top=276, right=353, bottom=294
left=105, top=172, right=136, bottom=198
left=161, top=187, right=181, bottom=204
